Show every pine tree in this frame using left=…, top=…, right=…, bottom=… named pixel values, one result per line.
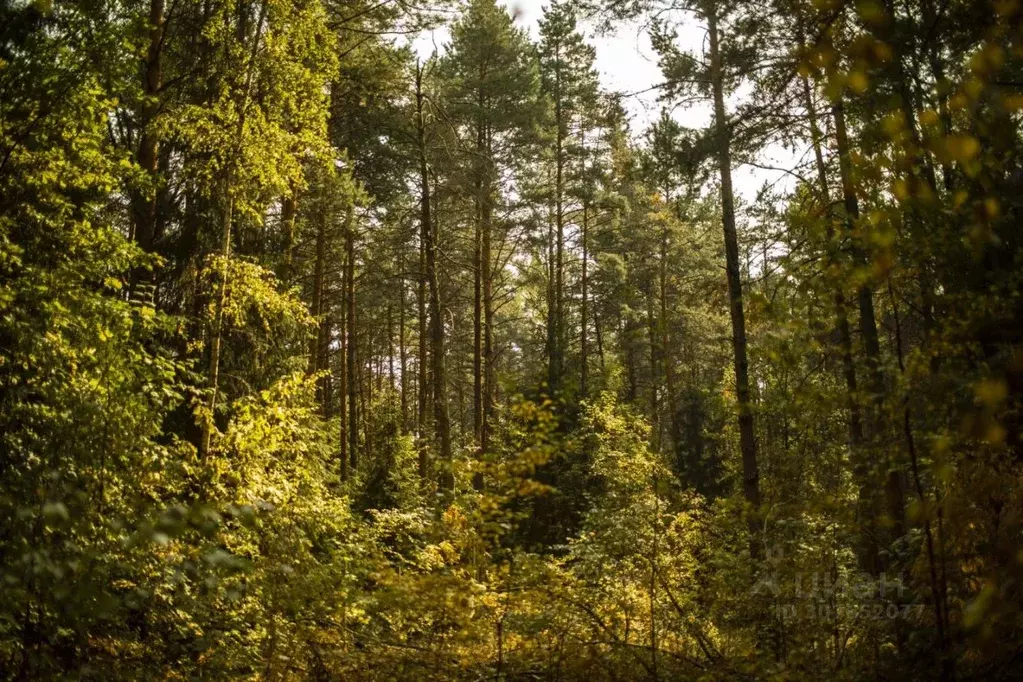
left=537, top=1, right=599, bottom=400
left=647, top=0, right=767, bottom=553
left=439, top=0, right=541, bottom=484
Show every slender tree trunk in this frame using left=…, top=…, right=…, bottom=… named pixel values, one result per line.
left=832, top=100, right=878, bottom=359
left=624, top=316, right=638, bottom=402
left=919, top=0, right=954, bottom=191
left=480, top=161, right=494, bottom=491
left=199, top=0, right=267, bottom=459
left=427, top=207, right=451, bottom=484
left=708, top=6, right=761, bottom=555
left=418, top=219, right=428, bottom=443
left=308, top=211, right=327, bottom=404
left=388, top=304, right=395, bottom=393
left=546, top=191, right=557, bottom=394
left=473, top=196, right=483, bottom=455
left=888, top=281, right=952, bottom=681
left=880, top=11, right=936, bottom=546
left=416, top=62, right=451, bottom=486
left=580, top=200, right=589, bottom=398
left=399, top=248, right=409, bottom=432
left=802, top=74, right=864, bottom=478
left=833, top=98, right=887, bottom=574
left=472, top=103, right=486, bottom=489
left=339, top=258, right=348, bottom=480
left=659, top=223, right=676, bottom=450
left=200, top=185, right=233, bottom=459
left=280, top=191, right=297, bottom=282
left=320, top=311, right=333, bottom=418
left=130, top=0, right=165, bottom=295
left=551, top=50, right=565, bottom=397
left=647, top=289, right=660, bottom=452
left=376, top=327, right=384, bottom=395
left=361, top=348, right=371, bottom=461
left=346, top=210, right=358, bottom=471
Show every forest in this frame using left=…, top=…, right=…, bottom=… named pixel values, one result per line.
left=1, top=0, right=1021, bottom=678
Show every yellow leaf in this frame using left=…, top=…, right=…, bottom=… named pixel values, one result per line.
left=891, top=178, right=909, bottom=202
left=847, top=71, right=869, bottom=94
left=984, top=197, right=1000, bottom=218
left=918, top=109, right=940, bottom=127
left=975, top=378, right=1007, bottom=407
left=855, top=0, right=885, bottom=24
left=944, top=135, right=980, bottom=163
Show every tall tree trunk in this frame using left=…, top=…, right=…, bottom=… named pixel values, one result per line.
left=659, top=222, right=676, bottom=451
left=580, top=199, right=589, bottom=398
left=130, top=0, right=165, bottom=295
left=361, top=347, right=371, bottom=461
left=833, top=98, right=887, bottom=574
left=388, top=304, right=395, bottom=393
left=320, top=311, right=333, bottom=417
left=480, top=162, right=494, bottom=491
left=888, top=280, right=952, bottom=680
left=919, top=0, right=954, bottom=191
left=200, top=186, right=233, bottom=459
left=376, top=327, right=384, bottom=395
left=414, top=71, right=429, bottom=450
left=399, top=248, right=409, bottom=433
left=279, top=181, right=297, bottom=285
left=416, top=62, right=451, bottom=486
left=708, top=5, right=761, bottom=555
left=624, top=316, right=638, bottom=403
left=579, top=124, right=589, bottom=398
left=647, top=288, right=660, bottom=452
left=801, top=74, right=864, bottom=478
left=418, top=217, right=428, bottom=444
left=308, top=211, right=327, bottom=407
left=551, top=49, right=565, bottom=397
left=199, top=0, right=267, bottom=459
left=339, top=258, right=348, bottom=480
left=473, top=196, right=483, bottom=458
left=472, top=103, right=486, bottom=489
left=346, top=210, right=358, bottom=471
left=427, top=203, right=451, bottom=486
left=546, top=191, right=557, bottom=394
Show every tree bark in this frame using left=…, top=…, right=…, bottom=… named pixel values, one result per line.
left=833, top=98, right=887, bottom=574
left=339, top=254, right=348, bottom=480
left=473, top=191, right=483, bottom=459
left=418, top=213, right=428, bottom=445
left=199, top=187, right=233, bottom=459
left=416, top=62, right=451, bottom=486
left=346, top=209, right=358, bottom=471
left=659, top=221, right=676, bottom=451
left=551, top=44, right=565, bottom=397
left=388, top=304, right=395, bottom=393
left=130, top=0, right=165, bottom=296
left=708, top=5, right=761, bottom=555
left=280, top=186, right=297, bottom=284
left=801, top=74, right=864, bottom=473
left=480, top=153, right=494, bottom=490
left=399, top=248, right=409, bottom=432
left=647, top=288, right=660, bottom=452
left=308, top=210, right=327, bottom=409
left=580, top=199, right=589, bottom=398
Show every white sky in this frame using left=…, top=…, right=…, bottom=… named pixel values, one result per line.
left=413, top=0, right=797, bottom=201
